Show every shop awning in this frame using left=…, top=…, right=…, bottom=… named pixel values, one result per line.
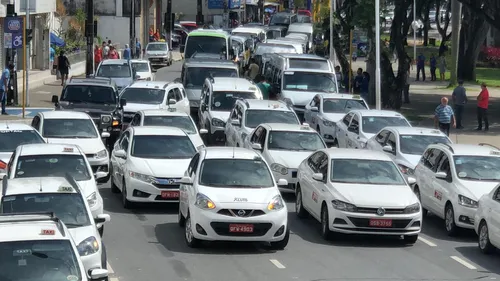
left=50, top=32, right=65, bottom=47
left=264, top=2, right=280, bottom=6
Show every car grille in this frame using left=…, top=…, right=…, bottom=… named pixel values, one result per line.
left=152, top=177, right=182, bottom=189
left=347, top=217, right=412, bottom=228
left=210, top=222, right=272, bottom=236
left=355, top=207, right=406, bottom=215
left=85, top=153, right=95, bottom=159
left=291, top=171, right=297, bottom=178
left=217, top=209, right=266, bottom=217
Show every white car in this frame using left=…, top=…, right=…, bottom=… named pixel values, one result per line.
left=1, top=176, right=111, bottom=274
left=296, top=148, right=421, bottom=243
left=178, top=147, right=290, bottom=249
left=129, top=109, right=207, bottom=149
left=413, top=143, right=500, bottom=235
left=366, top=127, right=451, bottom=176
left=474, top=184, right=500, bottom=254
left=121, top=81, right=190, bottom=121
left=243, top=123, right=326, bottom=193
left=303, top=93, right=368, bottom=144
left=131, top=59, right=154, bottom=81
left=334, top=110, right=411, bottom=149
left=110, top=126, right=198, bottom=208
left=0, top=123, right=45, bottom=176
left=0, top=213, right=108, bottom=281
left=225, top=99, right=300, bottom=147
left=31, top=111, right=110, bottom=183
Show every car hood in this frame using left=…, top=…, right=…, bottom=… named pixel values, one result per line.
left=187, top=134, right=204, bottom=148
left=110, top=77, right=133, bottom=88
left=68, top=225, right=98, bottom=245
left=268, top=150, right=312, bottom=169
left=146, top=51, right=169, bottom=56
left=57, top=102, right=117, bottom=116
left=458, top=180, right=499, bottom=201
left=45, top=138, right=104, bottom=154
left=130, top=157, right=191, bottom=178
left=136, top=71, right=152, bottom=78
left=282, top=90, right=319, bottom=106
left=332, top=183, right=417, bottom=208
left=200, top=186, right=279, bottom=204
left=322, top=113, right=346, bottom=123
left=77, top=179, right=98, bottom=198
left=185, top=88, right=201, bottom=101
left=123, top=103, right=161, bottom=113
left=210, top=111, right=231, bottom=122
left=397, top=154, right=422, bottom=170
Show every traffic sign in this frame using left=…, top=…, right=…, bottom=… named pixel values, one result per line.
left=3, top=17, right=24, bottom=49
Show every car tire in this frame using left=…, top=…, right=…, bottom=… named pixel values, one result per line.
left=184, top=213, right=201, bottom=248
left=413, top=186, right=427, bottom=217
left=320, top=204, right=334, bottom=240
left=110, top=166, right=120, bottom=194
left=295, top=187, right=308, bottom=218
left=178, top=206, right=186, bottom=227
left=403, top=235, right=418, bottom=244
left=445, top=203, right=458, bottom=236
left=478, top=220, right=495, bottom=254
left=270, top=226, right=290, bottom=250
left=122, top=181, right=133, bottom=209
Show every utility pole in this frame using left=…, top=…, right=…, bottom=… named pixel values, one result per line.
left=25, top=0, right=30, bottom=106
left=449, top=0, right=461, bottom=85
left=374, top=0, right=381, bottom=110
left=85, top=0, right=94, bottom=75
left=130, top=0, right=136, bottom=58
left=329, top=0, right=335, bottom=66
left=5, top=3, right=19, bottom=105
left=165, top=0, right=173, bottom=49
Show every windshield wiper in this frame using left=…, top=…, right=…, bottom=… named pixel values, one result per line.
left=64, top=223, right=85, bottom=228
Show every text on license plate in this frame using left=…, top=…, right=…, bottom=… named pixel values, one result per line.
left=161, top=191, right=179, bottom=198
left=229, top=224, right=254, bottom=233
left=369, top=219, right=392, bottom=227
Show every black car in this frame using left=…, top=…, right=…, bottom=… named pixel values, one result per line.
left=51, top=76, right=127, bottom=149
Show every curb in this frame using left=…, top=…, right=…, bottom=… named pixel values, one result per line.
left=16, top=61, right=87, bottom=92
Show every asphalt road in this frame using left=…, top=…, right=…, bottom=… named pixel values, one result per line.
left=94, top=62, right=500, bottom=281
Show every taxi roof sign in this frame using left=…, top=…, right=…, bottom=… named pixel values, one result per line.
left=490, top=150, right=500, bottom=156
left=58, top=186, right=73, bottom=192
left=167, top=108, right=177, bottom=112
left=63, top=147, right=74, bottom=152
left=40, top=229, right=55, bottom=235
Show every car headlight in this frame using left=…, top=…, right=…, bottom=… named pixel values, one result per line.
left=194, top=193, right=216, bottom=209
left=331, top=200, right=357, bottom=212
left=267, top=195, right=285, bottom=211
left=458, top=195, right=478, bottom=208
left=101, top=115, right=112, bottom=123
left=112, top=116, right=120, bottom=126
left=77, top=236, right=99, bottom=256
left=211, top=118, right=225, bottom=127
left=271, top=163, right=288, bottom=175
left=87, top=192, right=97, bottom=208
left=196, top=145, right=205, bottom=151
left=403, top=202, right=420, bottom=214
left=96, top=149, right=107, bottom=159
left=398, top=165, right=414, bottom=175
left=323, top=120, right=334, bottom=127
left=129, top=171, right=154, bottom=183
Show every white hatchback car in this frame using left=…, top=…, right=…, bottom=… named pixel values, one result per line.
left=131, top=59, right=154, bottom=81
left=178, top=147, right=289, bottom=249
left=474, top=184, right=500, bottom=254
left=296, top=148, right=421, bottom=243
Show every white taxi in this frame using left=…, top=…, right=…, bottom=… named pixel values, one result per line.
left=225, top=99, right=300, bottom=147
left=31, top=111, right=110, bottom=183
left=129, top=109, right=207, bottom=150
left=296, top=148, right=421, bottom=243
left=110, top=126, right=197, bottom=208
left=303, top=94, right=368, bottom=144
left=131, top=59, right=154, bottom=81
left=178, top=147, right=289, bottom=249
left=474, top=184, right=500, bottom=254
left=334, top=110, right=411, bottom=149
left=243, top=123, right=326, bottom=193
left=413, top=143, right=500, bottom=235
left=0, top=213, right=108, bottom=281
left=0, top=176, right=111, bottom=274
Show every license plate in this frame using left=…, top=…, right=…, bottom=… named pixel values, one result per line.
left=229, top=224, right=254, bottom=233
left=369, top=219, right=392, bottom=227
left=161, top=191, right=179, bottom=198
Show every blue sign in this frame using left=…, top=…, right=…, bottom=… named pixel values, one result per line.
left=208, top=0, right=224, bottom=9
left=228, top=0, right=240, bottom=9
left=4, top=17, right=24, bottom=49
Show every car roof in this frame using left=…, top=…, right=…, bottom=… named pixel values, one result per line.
left=130, top=59, right=149, bottom=63
left=351, top=109, right=405, bottom=118
left=277, top=53, right=326, bottom=60
left=387, top=126, right=446, bottom=136
left=17, top=143, right=83, bottom=156
left=261, top=123, right=315, bottom=132
left=130, top=126, right=188, bottom=136
left=0, top=214, right=68, bottom=241
left=320, top=93, right=364, bottom=101
left=66, top=77, right=115, bottom=86
left=40, top=111, right=90, bottom=119
left=139, top=109, right=190, bottom=117
left=324, top=148, right=394, bottom=161
left=184, top=58, right=238, bottom=67
left=232, top=27, right=265, bottom=33
left=0, top=122, right=36, bottom=130
left=209, top=77, right=257, bottom=92
left=127, top=81, right=170, bottom=89
left=239, top=99, right=292, bottom=111
left=100, top=59, right=130, bottom=65
left=430, top=143, right=500, bottom=156
left=202, top=147, right=261, bottom=160
left=3, top=177, right=79, bottom=196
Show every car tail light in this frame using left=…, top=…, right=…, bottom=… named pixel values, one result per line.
left=0, top=160, right=7, bottom=170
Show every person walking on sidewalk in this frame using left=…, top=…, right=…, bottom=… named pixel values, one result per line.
left=430, top=54, right=437, bottom=81
left=438, top=54, right=446, bottom=81
left=416, top=52, right=426, bottom=81
left=476, top=82, right=489, bottom=131
left=451, top=80, right=467, bottom=129
left=434, top=97, right=456, bottom=136
left=57, top=51, right=70, bottom=86
left=94, top=45, right=102, bottom=71
left=1, top=64, right=14, bottom=115
left=108, top=46, right=120, bottom=59
left=123, top=44, right=131, bottom=60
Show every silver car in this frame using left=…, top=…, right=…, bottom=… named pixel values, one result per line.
left=145, top=42, right=173, bottom=70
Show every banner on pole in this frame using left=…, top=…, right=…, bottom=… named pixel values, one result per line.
left=3, top=17, right=24, bottom=49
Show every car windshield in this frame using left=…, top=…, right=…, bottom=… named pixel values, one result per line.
left=362, top=116, right=410, bottom=134
left=42, top=119, right=98, bottom=139
left=14, top=154, right=91, bottom=181
left=322, top=99, right=368, bottom=113
left=61, top=85, right=116, bottom=104
left=212, top=91, right=257, bottom=111
left=143, top=116, right=197, bottom=134
left=147, top=43, right=168, bottom=51
left=2, top=193, right=91, bottom=227
left=270, top=15, right=291, bottom=25
left=132, top=62, right=150, bottom=72
left=297, top=15, right=312, bottom=23
left=131, top=135, right=196, bottom=159
left=399, top=135, right=451, bottom=155
left=199, top=159, right=274, bottom=187
left=185, top=67, right=238, bottom=88
left=0, top=130, right=44, bottom=152
left=120, top=88, right=165, bottom=104
left=268, top=131, right=325, bottom=151
left=331, top=159, right=406, bottom=185
left=185, top=36, right=227, bottom=59
left=0, top=240, right=82, bottom=281
left=97, top=64, right=131, bottom=78
left=283, top=72, right=337, bottom=92
left=255, top=44, right=296, bottom=55
left=454, top=156, right=500, bottom=181
left=245, top=110, right=299, bottom=128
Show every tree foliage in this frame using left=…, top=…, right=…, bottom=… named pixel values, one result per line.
left=456, top=0, right=500, bottom=32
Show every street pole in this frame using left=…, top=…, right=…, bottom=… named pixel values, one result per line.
left=375, top=0, right=381, bottom=110
left=348, top=29, right=353, bottom=94
left=329, top=0, right=335, bottom=65
left=22, top=16, right=26, bottom=118
left=166, top=0, right=172, bottom=50
left=130, top=0, right=136, bottom=58
left=413, top=0, right=416, bottom=65
left=449, top=0, right=461, bottom=85
left=25, top=0, right=30, bottom=107
left=85, top=0, right=94, bottom=75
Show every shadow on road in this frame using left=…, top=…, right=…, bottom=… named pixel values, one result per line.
left=455, top=245, right=500, bottom=275
left=420, top=213, right=476, bottom=243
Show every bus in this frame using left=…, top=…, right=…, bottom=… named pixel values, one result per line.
left=182, top=29, right=231, bottom=60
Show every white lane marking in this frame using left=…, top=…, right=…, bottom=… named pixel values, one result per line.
left=418, top=236, right=437, bottom=247
left=270, top=259, right=286, bottom=269
left=107, top=262, right=115, bottom=274
left=450, top=256, right=477, bottom=270
left=110, top=278, right=119, bottom=281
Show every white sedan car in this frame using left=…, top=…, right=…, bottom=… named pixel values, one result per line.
left=178, top=147, right=289, bottom=249
left=110, top=126, right=198, bottom=208
left=296, top=148, right=421, bottom=243
left=131, top=59, right=154, bottom=81
left=474, top=184, right=500, bottom=254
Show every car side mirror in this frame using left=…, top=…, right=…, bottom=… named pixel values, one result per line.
left=277, top=179, right=288, bottom=186
left=120, top=99, right=127, bottom=107
left=382, top=145, right=393, bottom=153
left=407, top=176, right=416, bottom=185
left=94, top=213, right=111, bottom=224
left=199, top=129, right=208, bottom=134
left=168, top=98, right=177, bottom=105
left=310, top=106, right=319, bottom=112
left=179, top=176, right=192, bottom=185
left=435, top=171, right=448, bottom=179
left=101, top=132, right=110, bottom=138
left=251, top=143, right=262, bottom=150
left=231, top=119, right=240, bottom=126
left=94, top=171, right=107, bottom=180
left=114, top=149, right=127, bottom=159
left=312, top=173, right=324, bottom=181
left=51, top=95, right=59, bottom=103
left=89, top=268, right=108, bottom=280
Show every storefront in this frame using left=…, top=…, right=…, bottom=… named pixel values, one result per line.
left=245, top=0, right=258, bottom=22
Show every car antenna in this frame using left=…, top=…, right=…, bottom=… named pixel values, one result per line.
left=5, top=121, right=9, bottom=129
left=232, top=145, right=235, bottom=159
left=39, top=178, right=42, bottom=192
left=455, top=132, right=458, bottom=144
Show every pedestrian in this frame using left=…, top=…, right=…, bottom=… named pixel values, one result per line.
left=451, top=80, right=467, bottom=129
left=476, top=82, right=489, bottom=131
left=352, top=51, right=357, bottom=62
left=403, top=54, right=411, bottom=103
left=149, top=27, right=154, bottom=42
left=334, top=65, right=343, bottom=90
left=49, top=45, right=55, bottom=73
left=360, top=72, right=370, bottom=101
left=434, top=97, right=456, bottom=136
left=154, top=29, right=161, bottom=41
left=416, top=52, right=426, bottom=81
left=430, top=54, right=437, bottom=81
left=245, top=58, right=259, bottom=81
left=102, top=42, right=109, bottom=59
left=438, top=54, right=446, bottom=81
left=256, top=75, right=271, bottom=100
left=57, top=51, right=70, bottom=86
left=108, top=46, right=120, bottom=59
left=1, top=64, right=14, bottom=115
left=94, top=44, right=102, bottom=71
left=123, top=44, right=131, bottom=60
left=353, top=68, right=363, bottom=94
left=135, top=39, right=141, bottom=59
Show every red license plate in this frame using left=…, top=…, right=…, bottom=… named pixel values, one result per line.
left=229, top=224, right=254, bottom=233
left=161, top=191, right=179, bottom=198
left=369, top=219, right=393, bottom=227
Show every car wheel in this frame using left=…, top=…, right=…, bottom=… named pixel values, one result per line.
left=478, top=220, right=495, bottom=254
left=121, top=181, right=133, bottom=209
left=184, top=213, right=201, bottom=248
left=413, top=186, right=427, bottom=216
left=403, top=235, right=418, bottom=244
left=110, top=166, right=120, bottom=193
left=445, top=203, right=458, bottom=236
left=270, top=226, right=290, bottom=250
left=178, top=206, right=186, bottom=227
left=320, top=204, right=334, bottom=240
left=295, top=187, right=308, bottom=218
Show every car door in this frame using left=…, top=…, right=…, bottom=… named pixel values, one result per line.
left=489, top=187, right=500, bottom=246
left=178, top=86, right=190, bottom=114
left=180, top=152, right=200, bottom=217
left=112, top=131, right=130, bottom=189
left=311, top=152, right=328, bottom=218
left=130, top=113, right=141, bottom=127
left=336, top=112, right=353, bottom=147
left=247, top=126, right=263, bottom=149
left=430, top=154, right=453, bottom=215
left=225, top=106, right=239, bottom=146
left=346, top=114, right=360, bottom=148
left=420, top=148, right=444, bottom=214
left=256, top=127, right=268, bottom=153
left=304, top=95, right=319, bottom=126
left=382, top=132, right=397, bottom=161
left=368, top=129, right=389, bottom=151
left=300, top=151, right=322, bottom=215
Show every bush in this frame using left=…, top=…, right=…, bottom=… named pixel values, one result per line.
left=480, top=46, right=500, bottom=66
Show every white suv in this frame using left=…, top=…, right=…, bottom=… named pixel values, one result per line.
left=413, top=143, right=500, bottom=235
left=178, top=147, right=289, bottom=249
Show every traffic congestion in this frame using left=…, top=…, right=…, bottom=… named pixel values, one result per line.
left=1, top=12, right=500, bottom=281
